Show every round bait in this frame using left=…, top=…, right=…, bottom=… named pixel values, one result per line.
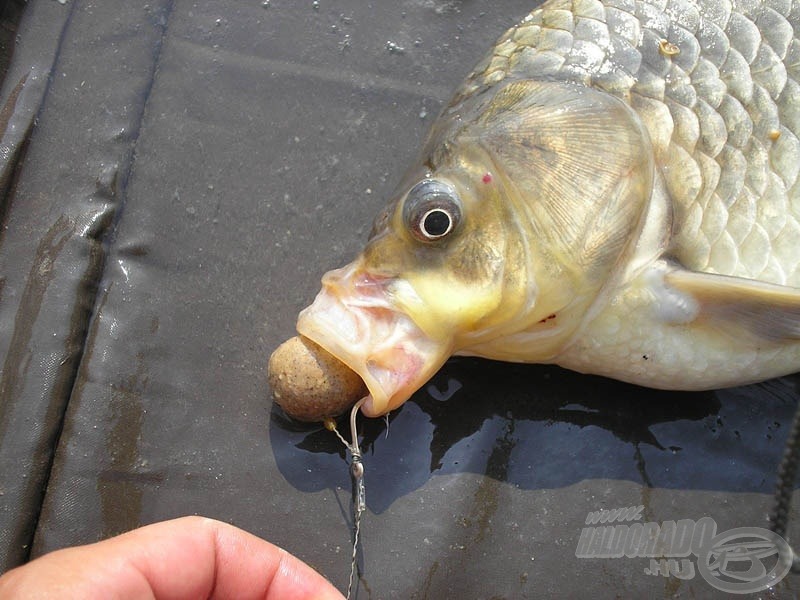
left=268, top=335, right=366, bottom=422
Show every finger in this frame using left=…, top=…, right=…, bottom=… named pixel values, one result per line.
left=0, top=516, right=345, bottom=600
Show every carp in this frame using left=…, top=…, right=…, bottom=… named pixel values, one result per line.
left=295, top=0, right=800, bottom=417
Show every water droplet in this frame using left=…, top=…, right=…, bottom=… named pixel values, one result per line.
left=386, top=41, right=405, bottom=54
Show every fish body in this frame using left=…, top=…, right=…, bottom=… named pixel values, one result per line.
left=298, top=0, right=800, bottom=417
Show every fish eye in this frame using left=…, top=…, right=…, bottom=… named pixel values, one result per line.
left=403, top=179, right=462, bottom=242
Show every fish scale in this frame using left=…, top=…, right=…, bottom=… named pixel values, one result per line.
left=455, top=0, right=800, bottom=286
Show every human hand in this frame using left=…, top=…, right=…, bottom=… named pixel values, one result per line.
left=0, top=515, right=345, bottom=599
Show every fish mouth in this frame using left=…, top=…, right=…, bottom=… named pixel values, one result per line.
left=296, top=260, right=448, bottom=417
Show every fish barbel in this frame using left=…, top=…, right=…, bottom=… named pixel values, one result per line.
left=298, top=0, right=800, bottom=417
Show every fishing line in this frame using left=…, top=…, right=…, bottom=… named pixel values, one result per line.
left=769, top=396, right=800, bottom=573
left=325, top=396, right=367, bottom=599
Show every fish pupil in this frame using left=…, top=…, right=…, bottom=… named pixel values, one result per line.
left=422, top=209, right=451, bottom=237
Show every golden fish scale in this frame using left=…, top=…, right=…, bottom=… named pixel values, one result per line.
left=455, top=0, right=800, bottom=287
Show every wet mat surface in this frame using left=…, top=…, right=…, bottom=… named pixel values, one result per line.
left=0, top=0, right=798, bottom=597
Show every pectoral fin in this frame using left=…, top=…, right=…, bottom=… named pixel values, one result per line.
left=664, top=268, right=800, bottom=342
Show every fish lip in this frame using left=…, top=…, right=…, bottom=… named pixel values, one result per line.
left=296, top=261, right=447, bottom=417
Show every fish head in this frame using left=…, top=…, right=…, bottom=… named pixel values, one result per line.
left=297, top=158, right=515, bottom=418
left=299, top=80, right=655, bottom=417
